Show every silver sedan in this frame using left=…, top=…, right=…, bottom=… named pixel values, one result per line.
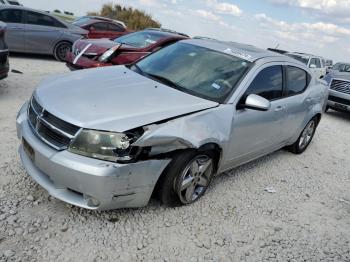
left=16, top=39, right=328, bottom=210
left=0, top=5, right=87, bottom=61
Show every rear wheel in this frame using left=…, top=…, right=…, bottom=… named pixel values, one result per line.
left=54, top=41, right=72, bottom=61
left=158, top=150, right=215, bottom=207
left=288, top=117, right=317, bottom=154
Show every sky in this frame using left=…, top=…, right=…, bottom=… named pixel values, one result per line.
left=20, top=0, right=350, bottom=62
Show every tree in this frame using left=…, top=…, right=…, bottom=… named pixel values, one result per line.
left=88, top=4, right=161, bottom=30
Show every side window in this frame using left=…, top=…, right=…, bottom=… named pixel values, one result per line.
left=244, top=65, right=283, bottom=101
left=26, top=11, right=65, bottom=28
left=108, top=23, right=124, bottom=32
left=315, top=59, right=321, bottom=68
left=286, top=66, right=309, bottom=95
left=91, top=23, right=109, bottom=31
left=0, top=9, right=22, bottom=23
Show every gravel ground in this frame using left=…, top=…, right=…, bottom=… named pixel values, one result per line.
left=0, top=56, right=350, bottom=262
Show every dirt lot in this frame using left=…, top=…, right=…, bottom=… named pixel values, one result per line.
left=0, top=56, right=350, bottom=262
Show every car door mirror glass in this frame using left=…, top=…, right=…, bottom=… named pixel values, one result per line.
left=244, top=94, right=271, bottom=111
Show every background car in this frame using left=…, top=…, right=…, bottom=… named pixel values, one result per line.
left=286, top=52, right=327, bottom=79
left=324, top=62, right=350, bottom=113
left=0, top=5, right=88, bottom=61
left=72, top=16, right=129, bottom=39
left=65, top=28, right=189, bottom=70
left=0, top=21, right=9, bottom=79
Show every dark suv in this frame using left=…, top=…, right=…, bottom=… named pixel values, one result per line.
left=0, top=21, right=9, bottom=80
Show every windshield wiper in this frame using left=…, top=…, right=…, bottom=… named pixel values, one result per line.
left=129, top=64, right=144, bottom=75
left=146, top=73, right=183, bottom=89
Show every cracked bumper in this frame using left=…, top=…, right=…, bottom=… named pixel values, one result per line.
left=16, top=105, right=171, bottom=210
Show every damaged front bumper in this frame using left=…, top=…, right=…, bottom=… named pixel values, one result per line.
left=16, top=105, right=171, bottom=210
left=65, top=52, right=112, bottom=71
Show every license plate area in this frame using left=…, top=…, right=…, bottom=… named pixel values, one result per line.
left=23, top=138, right=35, bottom=162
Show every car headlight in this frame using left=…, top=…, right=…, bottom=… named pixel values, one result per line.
left=68, top=129, right=137, bottom=162
left=98, top=44, right=121, bottom=62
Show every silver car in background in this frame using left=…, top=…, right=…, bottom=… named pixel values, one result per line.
left=286, top=52, right=327, bottom=79
left=0, top=5, right=87, bottom=61
left=325, top=63, right=350, bottom=112
left=16, top=39, right=328, bottom=210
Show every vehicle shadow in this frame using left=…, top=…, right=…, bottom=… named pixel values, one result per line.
left=326, top=110, right=350, bottom=122
left=9, top=52, right=57, bottom=62
left=76, top=149, right=285, bottom=220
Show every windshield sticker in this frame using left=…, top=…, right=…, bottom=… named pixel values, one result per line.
left=223, top=48, right=253, bottom=61
left=145, top=39, right=156, bottom=44
left=212, top=83, right=221, bottom=90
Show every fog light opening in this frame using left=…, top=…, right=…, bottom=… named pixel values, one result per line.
left=86, top=196, right=100, bottom=207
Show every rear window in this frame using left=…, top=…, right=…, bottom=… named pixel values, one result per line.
left=286, top=66, right=309, bottom=95
left=0, top=9, right=22, bottom=23
left=115, top=31, right=166, bottom=48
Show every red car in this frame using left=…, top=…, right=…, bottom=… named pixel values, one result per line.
left=72, top=16, right=129, bottom=40
left=66, top=28, right=189, bottom=70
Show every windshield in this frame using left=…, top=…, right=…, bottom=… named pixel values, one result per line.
left=340, top=64, right=350, bottom=72
left=286, top=54, right=309, bottom=65
left=132, top=42, right=252, bottom=103
left=333, top=63, right=350, bottom=72
left=115, top=31, right=165, bottom=48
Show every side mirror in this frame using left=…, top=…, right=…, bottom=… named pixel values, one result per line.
left=309, top=64, right=316, bottom=68
left=243, top=94, right=271, bottom=111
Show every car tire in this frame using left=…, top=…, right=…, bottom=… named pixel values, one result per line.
left=54, top=41, right=72, bottom=61
left=157, top=150, right=215, bottom=207
left=288, top=117, right=318, bottom=154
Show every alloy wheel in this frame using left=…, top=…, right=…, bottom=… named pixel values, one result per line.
left=299, top=120, right=316, bottom=150
left=176, top=155, right=213, bottom=204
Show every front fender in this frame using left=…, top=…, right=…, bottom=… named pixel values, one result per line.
left=133, top=105, right=233, bottom=157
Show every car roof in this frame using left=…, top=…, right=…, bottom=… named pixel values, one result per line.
left=182, top=38, right=288, bottom=62
left=77, top=16, right=126, bottom=28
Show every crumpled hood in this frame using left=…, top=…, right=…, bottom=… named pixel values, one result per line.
left=34, top=66, right=218, bottom=132
left=74, top=39, right=135, bottom=56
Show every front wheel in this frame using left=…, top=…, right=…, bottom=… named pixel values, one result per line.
left=54, top=41, right=72, bottom=61
left=157, top=151, right=215, bottom=207
left=288, top=117, right=317, bottom=154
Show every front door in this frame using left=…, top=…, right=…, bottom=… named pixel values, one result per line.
left=226, top=64, right=288, bottom=167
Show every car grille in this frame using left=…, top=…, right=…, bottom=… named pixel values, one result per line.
left=330, top=79, right=350, bottom=94
left=27, top=96, right=81, bottom=150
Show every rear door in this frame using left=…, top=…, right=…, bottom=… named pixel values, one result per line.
left=23, top=10, right=65, bottom=54
left=281, top=65, right=311, bottom=140
left=0, top=8, right=25, bottom=51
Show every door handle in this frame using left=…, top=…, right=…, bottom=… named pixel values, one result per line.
left=274, top=106, right=284, bottom=112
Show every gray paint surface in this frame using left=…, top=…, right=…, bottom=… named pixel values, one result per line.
left=17, top=39, right=329, bottom=210
left=0, top=5, right=87, bottom=55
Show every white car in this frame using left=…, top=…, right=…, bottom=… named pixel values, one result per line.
left=286, top=52, right=327, bottom=79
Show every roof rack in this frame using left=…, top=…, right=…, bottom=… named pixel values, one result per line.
left=146, top=28, right=189, bottom=37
